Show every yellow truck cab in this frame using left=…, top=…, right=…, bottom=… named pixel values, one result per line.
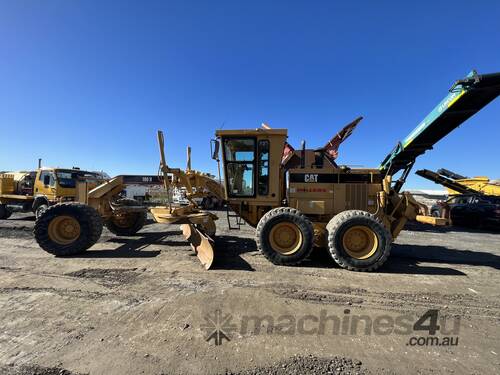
left=0, top=168, right=106, bottom=219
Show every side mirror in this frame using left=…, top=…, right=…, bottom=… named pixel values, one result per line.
left=210, top=139, right=220, bottom=161
left=43, top=175, right=50, bottom=186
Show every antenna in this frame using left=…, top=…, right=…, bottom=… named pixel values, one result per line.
left=186, top=146, right=192, bottom=171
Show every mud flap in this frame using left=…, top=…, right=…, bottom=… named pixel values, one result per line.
left=180, top=223, right=215, bottom=270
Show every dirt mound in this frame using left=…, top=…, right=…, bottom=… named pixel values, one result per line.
left=225, top=355, right=368, bottom=375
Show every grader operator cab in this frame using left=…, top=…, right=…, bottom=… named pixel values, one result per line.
left=32, top=69, right=500, bottom=271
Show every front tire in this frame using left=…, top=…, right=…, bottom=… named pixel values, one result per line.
left=327, top=210, right=391, bottom=271
left=34, top=203, right=103, bottom=256
left=256, top=207, right=314, bottom=266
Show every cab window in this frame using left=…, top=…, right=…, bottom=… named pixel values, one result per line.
left=39, top=171, right=55, bottom=187
left=258, top=140, right=269, bottom=195
left=56, top=171, right=77, bottom=188
left=223, top=138, right=255, bottom=197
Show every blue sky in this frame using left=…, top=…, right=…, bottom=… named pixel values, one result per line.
left=0, top=0, right=499, bottom=189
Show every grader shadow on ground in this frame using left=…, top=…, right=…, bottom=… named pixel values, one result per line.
left=65, top=231, right=176, bottom=258
left=299, top=247, right=466, bottom=276
left=65, top=230, right=499, bottom=274
left=211, top=235, right=256, bottom=271
left=390, top=244, right=500, bottom=271
left=211, top=236, right=474, bottom=275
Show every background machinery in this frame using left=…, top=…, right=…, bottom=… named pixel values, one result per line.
left=416, top=168, right=500, bottom=228
left=0, top=167, right=107, bottom=219
left=417, top=168, right=500, bottom=197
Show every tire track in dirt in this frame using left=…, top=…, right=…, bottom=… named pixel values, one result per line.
left=2, top=262, right=499, bottom=322
left=228, top=278, right=500, bottom=322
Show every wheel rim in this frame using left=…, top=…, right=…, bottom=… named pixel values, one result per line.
left=112, top=213, right=136, bottom=228
left=269, top=222, right=303, bottom=255
left=36, top=205, right=48, bottom=217
left=342, top=225, right=378, bottom=260
left=48, top=215, right=81, bottom=245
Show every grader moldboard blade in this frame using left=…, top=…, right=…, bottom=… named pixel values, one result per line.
left=180, top=223, right=214, bottom=270
left=150, top=206, right=216, bottom=270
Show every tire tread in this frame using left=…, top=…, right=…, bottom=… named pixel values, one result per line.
left=34, top=203, right=103, bottom=256
left=256, top=207, right=314, bottom=266
left=326, top=210, right=391, bottom=272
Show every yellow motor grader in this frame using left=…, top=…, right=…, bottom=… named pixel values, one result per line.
left=33, top=70, right=500, bottom=271
left=33, top=134, right=225, bottom=264
left=209, top=70, right=500, bottom=271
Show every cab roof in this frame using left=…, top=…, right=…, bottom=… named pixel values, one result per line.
left=39, top=167, right=96, bottom=174
left=216, top=128, right=287, bottom=137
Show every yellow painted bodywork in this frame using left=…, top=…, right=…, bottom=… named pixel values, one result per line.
left=0, top=168, right=86, bottom=206
left=215, top=127, right=430, bottom=245
left=415, top=215, right=449, bottom=226
left=288, top=167, right=381, bottom=216
left=447, top=177, right=500, bottom=197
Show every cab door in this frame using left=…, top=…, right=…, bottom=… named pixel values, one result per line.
left=35, top=170, right=56, bottom=200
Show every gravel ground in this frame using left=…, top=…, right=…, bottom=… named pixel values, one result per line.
left=0, top=212, right=499, bottom=374
left=225, top=355, right=367, bottom=375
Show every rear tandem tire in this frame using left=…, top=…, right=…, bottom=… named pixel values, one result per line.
left=256, top=207, right=314, bottom=266
left=34, top=203, right=103, bottom=256
left=104, top=198, right=146, bottom=236
left=0, top=204, right=12, bottom=220
left=327, top=210, right=391, bottom=272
